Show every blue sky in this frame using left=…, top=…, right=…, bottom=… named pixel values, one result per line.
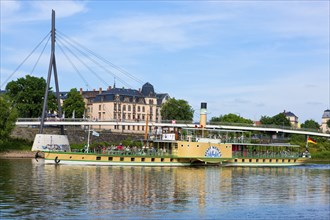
left=1, top=1, right=329, bottom=123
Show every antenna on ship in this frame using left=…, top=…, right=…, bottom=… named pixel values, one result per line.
left=39, top=9, right=64, bottom=135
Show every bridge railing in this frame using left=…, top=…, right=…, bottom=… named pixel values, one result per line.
left=16, top=118, right=323, bottom=134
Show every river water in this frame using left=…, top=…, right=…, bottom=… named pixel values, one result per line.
left=0, top=159, right=329, bottom=220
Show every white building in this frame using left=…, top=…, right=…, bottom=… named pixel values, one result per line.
left=320, top=109, right=330, bottom=133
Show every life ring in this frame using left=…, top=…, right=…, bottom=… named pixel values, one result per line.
left=54, top=156, right=61, bottom=164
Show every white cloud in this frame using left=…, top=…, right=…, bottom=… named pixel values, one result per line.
left=1, top=1, right=87, bottom=32
left=84, top=13, right=228, bottom=51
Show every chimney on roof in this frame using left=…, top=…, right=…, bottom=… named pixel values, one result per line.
left=80, top=88, right=83, bottom=95
left=99, top=87, right=102, bottom=94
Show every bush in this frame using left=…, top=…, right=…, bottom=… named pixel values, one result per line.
left=0, top=138, right=32, bottom=152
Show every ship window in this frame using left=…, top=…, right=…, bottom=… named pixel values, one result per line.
left=141, top=158, right=145, bottom=162
left=96, top=156, right=101, bottom=160
left=70, top=156, right=72, bottom=159
left=288, top=159, right=291, bottom=162
left=108, top=157, right=113, bottom=161
left=151, top=158, right=155, bottom=162
left=263, top=159, right=265, bottom=162
left=82, top=157, right=84, bottom=159
left=282, top=159, right=285, bottom=163
left=161, top=158, right=164, bottom=162
left=256, top=159, right=259, bottom=162
left=270, top=159, right=272, bottom=162
left=181, top=145, right=184, bottom=147
left=170, top=158, right=173, bottom=162
left=276, top=159, right=278, bottom=163
left=249, top=159, right=252, bottom=162
left=131, top=158, right=135, bottom=162
left=120, top=157, right=124, bottom=161
left=197, top=145, right=200, bottom=147
left=234, top=159, right=237, bottom=162
left=294, top=159, right=296, bottom=163
left=242, top=159, right=245, bottom=162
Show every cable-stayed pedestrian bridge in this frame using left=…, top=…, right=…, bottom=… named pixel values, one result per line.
left=16, top=118, right=330, bottom=138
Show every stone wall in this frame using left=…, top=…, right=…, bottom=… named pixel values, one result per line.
left=11, top=126, right=144, bottom=145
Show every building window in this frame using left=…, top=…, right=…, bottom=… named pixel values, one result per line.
left=128, top=105, right=131, bottom=111
left=138, top=106, right=140, bottom=112
left=142, top=106, right=145, bottom=112
left=123, top=105, right=126, bottom=111
left=99, top=105, right=101, bottom=111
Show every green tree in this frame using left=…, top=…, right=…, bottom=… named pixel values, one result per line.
left=62, top=88, right=85, bottom=118
left=160, top=98, right=194, bottom=121
left=327, top=119, right=330, bottom=128
left=301, top=119, right=320, bottom=130
left=210, top=113, right=253, bottom=124
left=260, top=113, right=291, bottom=127
left=0, top=95, right=18, bottom=144
left=5, top=75, right=57, bottom=118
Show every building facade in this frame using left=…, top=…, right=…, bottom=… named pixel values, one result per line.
left=320, top=109, right=330, bottom=133
left=80, top=83, right=169, bottom=133
left=284, top=110, right=299, bottom=128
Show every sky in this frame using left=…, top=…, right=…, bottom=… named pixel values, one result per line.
left=1, top=0, right=329, bottom=123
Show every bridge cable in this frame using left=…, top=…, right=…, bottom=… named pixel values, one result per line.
left=57, top=30, right=145, bottom=85
left=30, top=34, right=51, bottom=75
left=1, top=32, right=51, bottom=89
left=57, top=32, right=133, bottom=89
left=57, top=42, right=90, bottom=89
left=56, top=36, right=109, bottom=87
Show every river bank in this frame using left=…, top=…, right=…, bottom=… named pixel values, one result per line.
left=0, top=151, right=36, bottom=159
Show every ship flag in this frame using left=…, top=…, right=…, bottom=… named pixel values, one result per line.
left=307, top=137, right=316, bottom=144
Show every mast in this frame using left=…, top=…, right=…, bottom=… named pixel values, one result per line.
left=39, top=10, right=64, bottom=134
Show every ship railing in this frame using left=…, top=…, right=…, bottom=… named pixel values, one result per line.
left=232, top=151, right=302, bottom=158
left=80, top=148, right=173, bottom=157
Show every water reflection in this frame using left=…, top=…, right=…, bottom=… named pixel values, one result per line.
left=0, top=159, right=329, bottom=219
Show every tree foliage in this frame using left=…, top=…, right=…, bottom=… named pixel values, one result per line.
left=327, top=119, right=330, bottom=128
left=5, top=75, right=57, bottom=118
left=210, top=113, right=253, bottom=124
left=62, top=88, right=85, bottom=118
left=301, top=119, right=320, bottom=130
left=160, top=98, right=194, bottom=121
left=260, top=113, right=291, bottom=127
left=0, top=95, right=18, bottom=143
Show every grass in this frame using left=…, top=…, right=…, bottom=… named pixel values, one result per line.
left=0, top=138, right=32, bottom=152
